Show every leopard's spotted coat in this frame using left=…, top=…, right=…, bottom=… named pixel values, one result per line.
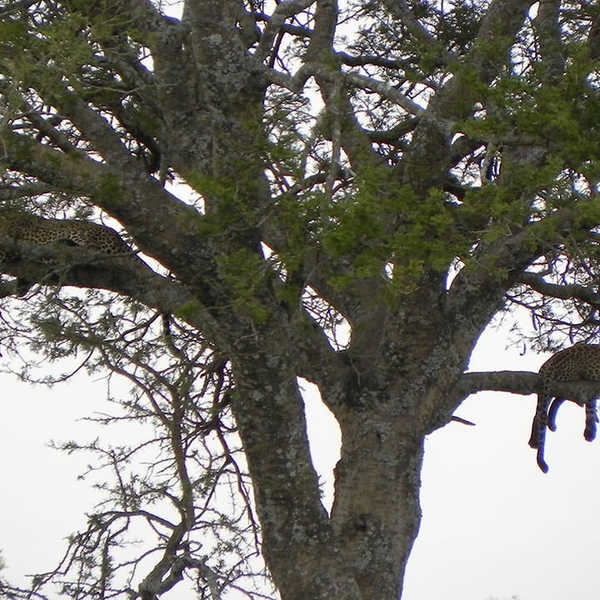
left=530, top=343, right=600, bottom=472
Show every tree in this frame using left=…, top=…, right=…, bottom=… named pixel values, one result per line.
left=1, top=0, right=600, bottom=599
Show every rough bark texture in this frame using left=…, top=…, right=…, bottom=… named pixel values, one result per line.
left=1, top=1, right=600, bottom=599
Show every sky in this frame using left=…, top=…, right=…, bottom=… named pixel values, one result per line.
left=3, top=320, right=600, bottom=600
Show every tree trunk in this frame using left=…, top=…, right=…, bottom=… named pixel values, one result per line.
left=332, top=412, right=424, bottom=599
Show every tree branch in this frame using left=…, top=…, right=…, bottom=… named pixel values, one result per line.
left=0, top=241, right=217, bottom=337
left=454, top=370, right=539, bottom=399
left=534, top=0, right=564, bottom=78
left=255, top=0, right=316, bottom=63
left=0, top=131, right=213, bottom=285
left=403, top=0, right=531, bottom=192
left=518, top=271, right=600, bottom=305
left=453, top=369, right=600, bottom=417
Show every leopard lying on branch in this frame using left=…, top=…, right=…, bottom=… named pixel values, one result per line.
left=530, top=343, right=600, bottom=472
left=0, top=208, right=140, bottom=295
left=0, top=209, right=132, bottom=255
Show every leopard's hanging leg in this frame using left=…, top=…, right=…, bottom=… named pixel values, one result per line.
left=547, top=397, right=567, bottom=431
left=529, top=395, right=551, bottom=473
left=584, top=397, right=598, bottom=442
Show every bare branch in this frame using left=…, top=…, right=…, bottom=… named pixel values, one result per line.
left=255, top=0, right=316, bottom=63
left=518, top=271, right=600, bottom=306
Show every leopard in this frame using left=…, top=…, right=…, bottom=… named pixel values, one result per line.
left=529, top=343, right=600, bottom=473
left=0, top=209, right=131, bottom=255
left=0, top=209, right=137, bottom=295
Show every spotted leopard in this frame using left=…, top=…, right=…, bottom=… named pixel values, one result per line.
left=0, top=209, right=131, bottom=255
left=529, top=343, right=600, bottom=472
left=0, top=209, right=137, bottom=295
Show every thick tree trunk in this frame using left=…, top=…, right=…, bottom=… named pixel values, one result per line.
left=226, top=305, right=445, bottom=600
left=331, top=413, right=424, bottom=599
left=232, top=350, right=433, bottom=599
left=230, top=349, right=363, bottom=599
left=218, top=275, right=494, bottom=600
left=232, top=362, right=427, bottom=599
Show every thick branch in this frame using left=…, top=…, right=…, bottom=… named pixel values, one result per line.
left=343, top=71, right=427, bottom=118
left=304, top=0, right=380, bottom=172
left=0, top=131, right=215, bottom=287
left=403, top=0, right=532, bottom=191
left=453, top=369, right=600, bottom=406
left=454, top=370, right=539, bottom=399
left=68, top=0, right=179, bottom=51
left=381, top=0, right=456, bottom=65
left=518, top=271, right=600, bottom=305
left=0, top=242, right=217, bottom=338
left=37, top=76, right=137, bottom=168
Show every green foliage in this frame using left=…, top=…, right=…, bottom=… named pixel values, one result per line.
left=186, top=172, right=237, bottom=206
left=319, top=171, right=401, bottom=289
left=275, top=191, right=322, bottom=274
left=462, top=50, right=600, bottom=176
left=173, top=298, right=204, bottom=322
left=95, top=173, right=123, bottom=209
left=39, top=14, right=95, bottom=73
left=264, top=89, right=313, bottom=174
left=0, top=19, right=26, bottom=47
left=462, top=184, right=527, bottom=227
left=217, top=248, right=271, bottom=325
left=392, top=188, right=468, bottom=270
left=318, top=169, right=468, bottom=293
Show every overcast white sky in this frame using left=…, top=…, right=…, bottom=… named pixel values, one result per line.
left=3, top=318, right=600, bottom=600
